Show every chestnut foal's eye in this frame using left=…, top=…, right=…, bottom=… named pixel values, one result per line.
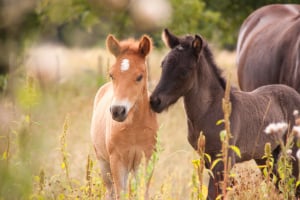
left=136, top=75, right=143, bottom=82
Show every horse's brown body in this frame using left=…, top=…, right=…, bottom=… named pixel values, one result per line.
left=150, top=29, right=300, bottom=199
left=90, top=35, right=158, bottom=199
left=237, top=4, right=300, bottom=92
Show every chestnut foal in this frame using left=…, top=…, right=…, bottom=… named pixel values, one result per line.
left=91, top=35, right=158, bottom=199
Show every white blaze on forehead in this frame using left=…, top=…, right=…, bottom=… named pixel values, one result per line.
left=120, top=59, right=130, bottom=72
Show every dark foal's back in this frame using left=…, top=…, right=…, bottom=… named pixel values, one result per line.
left=237, top=4, right=300, bottom=92
left=150, top=29, right=300, bottom=199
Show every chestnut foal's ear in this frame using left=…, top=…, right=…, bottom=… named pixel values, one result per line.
left=162, top=28, right=180, bottom=49
left=192, top=35, right=204, bottom=56
left=139, top=35, right=152, bottom=57
left=106, top=34, right=121, bottom=57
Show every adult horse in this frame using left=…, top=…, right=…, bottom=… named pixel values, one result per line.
left=150, top=29, right=300, bottom=199
left=91, top=34, right=158, bottom=199
left=237, top=4, right=300, bottom=92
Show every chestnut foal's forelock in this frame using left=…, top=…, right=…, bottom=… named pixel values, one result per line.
left=109, top=43, right=148, bottom=122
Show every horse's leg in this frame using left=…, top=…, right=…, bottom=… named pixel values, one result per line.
left=98, top=158, right=114, bottom=199
left=253, top=145, right=281, bottom=195
left=207, top=176, right=217, bottom=200
left=110, top=154, right=128, bottom=200
left=207, top=163, right=223, bottom=200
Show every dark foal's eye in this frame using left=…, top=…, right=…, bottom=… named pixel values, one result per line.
left=136, top=75, right=143, bottom=82
left=179, top=69, right=189, bottom=79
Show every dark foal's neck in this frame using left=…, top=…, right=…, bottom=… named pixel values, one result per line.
left=201, top=46, right=226, bottom=90
left=183, top=46, right=226, bottom=150
left=184, top=46, right=226, bottom=113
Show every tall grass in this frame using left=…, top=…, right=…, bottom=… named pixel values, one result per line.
left=1, top=48, right=300, bottom=200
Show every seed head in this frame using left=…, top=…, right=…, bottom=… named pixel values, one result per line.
left=264, top=122, right=288, bottom=137
left=286, top=149, right=293, bottom=157
left=293, top=126, right=300, bottom=138
left=296, top=149, right=300, bottom=161
left=294, top=110, right=299, bottom=117
left=197, top=132, right=206, bottom=155
left=264, top=143, right=272, bottom=157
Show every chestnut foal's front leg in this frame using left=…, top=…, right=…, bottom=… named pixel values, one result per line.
left=98, top=158, right=114, bottom=199
left=110, top=154, right=129, bottom=200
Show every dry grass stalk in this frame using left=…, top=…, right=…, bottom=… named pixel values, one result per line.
left=86, top=154, right=93, bottom=197
left=221, top=75, right=232, bottom=198
left=59, top=114, right=72, bottom=189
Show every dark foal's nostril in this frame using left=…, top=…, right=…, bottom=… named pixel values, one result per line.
left=150, top=96, right=161, bottom=108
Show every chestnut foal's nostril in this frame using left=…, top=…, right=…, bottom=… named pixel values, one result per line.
left=111, top=108, right=118, bottom=118
left=120, top=107, right=126, bottom=115
left=111, top=106, right=127, bottom=120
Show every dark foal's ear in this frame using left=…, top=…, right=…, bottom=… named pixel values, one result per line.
left=139, top=35, right=152, bottom=57
left=192, top=35, right=204, bottom=56
left=162, top=28, right=180, bottom=49
left=106, top=34, right=121, bottom=57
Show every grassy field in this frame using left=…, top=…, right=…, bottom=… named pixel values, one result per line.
left=1, top=44, right=293, bottom=199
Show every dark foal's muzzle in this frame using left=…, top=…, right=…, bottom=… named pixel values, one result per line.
left=150, top=95, right=164, bottom=113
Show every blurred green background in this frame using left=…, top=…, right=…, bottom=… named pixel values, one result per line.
left=1, top=0, right=299, bottom=76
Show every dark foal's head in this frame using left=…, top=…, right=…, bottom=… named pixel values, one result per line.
left=150, top=29, right=206, bottom=113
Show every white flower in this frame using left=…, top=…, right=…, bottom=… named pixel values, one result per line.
left=296, top=149, right=300, bottom=161
left=264, top=122, right=288, bottom=136
left=286, top=149, right=292, bottom=156
left=293, top=126, right=300, bottom=138
left=294, top=110, right=299, bottom=117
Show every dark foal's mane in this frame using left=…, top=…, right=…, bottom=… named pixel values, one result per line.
left=180, top=34, right=226, bottom=90
left=201, top=44, right=226, bottom=89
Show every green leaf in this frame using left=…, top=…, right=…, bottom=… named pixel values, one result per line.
left=210, top=158, right=222, bottom=170
left=2, top=151, right=7, bottom=160
left=25, top=114, right=31, bottom=123
left=204, top=153, right=211, bottom=164
left=229, top=173, right=236, bottom=178
left=58, top=193, right=65, bottom=200
left=216, top=194, right=223, bottom=200
left=230, top=145, right=241, bottom=158
left=216, top=153, right=222, bottom=158
left=296, top=180, right=300, bottom=188
left=192, top=159, right=200, bottom=168
left=263, top=168, right=268, bottom=177
left=216, top=119, right=224, bottom=125
left=206, top=169, right=214, bottom=178
left=220, top=130, right=227, bottom=141
left=34, top=175, right=40, bottom=182
left=257, top=165, right=267, bottom=169
left=201, top=184, right=208, bottom=199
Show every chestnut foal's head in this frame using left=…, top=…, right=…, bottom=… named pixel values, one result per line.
left=106, top=34, right=152, bottom=122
